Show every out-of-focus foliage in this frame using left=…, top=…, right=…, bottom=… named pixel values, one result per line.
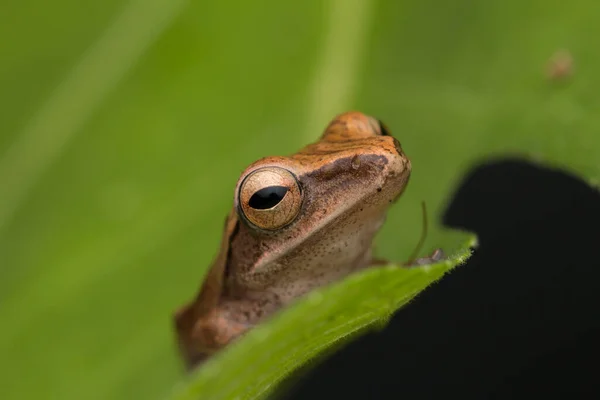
left=0, top=0, right=598, bottom=399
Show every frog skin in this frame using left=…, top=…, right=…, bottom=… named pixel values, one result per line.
left=173, top=111, right=443, bottom=369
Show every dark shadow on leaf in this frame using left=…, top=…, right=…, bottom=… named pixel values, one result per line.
left=283, top=158, right=600, bottom=399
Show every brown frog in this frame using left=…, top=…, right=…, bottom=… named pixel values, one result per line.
left=174, top=111, right=443, bottom=369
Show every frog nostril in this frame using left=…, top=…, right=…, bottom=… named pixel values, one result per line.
left=378, top=120, right=391, bottom=136
left=392, top=137, right=403, bottom=155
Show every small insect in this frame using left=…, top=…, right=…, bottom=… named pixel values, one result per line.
left=546, top=49, right=574, bottom=81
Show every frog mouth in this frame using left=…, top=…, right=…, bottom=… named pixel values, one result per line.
left=250, top=183, right=402, bottom=270
left=390, top=168, right=411, bottom=204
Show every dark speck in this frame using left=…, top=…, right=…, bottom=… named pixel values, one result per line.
left=377, top=187, right=382, bottom=192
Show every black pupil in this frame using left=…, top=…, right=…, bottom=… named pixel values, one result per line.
left=248, top=186, right=289, bottom=209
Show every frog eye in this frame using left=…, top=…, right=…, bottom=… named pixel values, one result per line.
left=238, top=167, right=302, bottom=230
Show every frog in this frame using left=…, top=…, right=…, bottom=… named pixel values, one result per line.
left=173, top=111, right=444, bottom=369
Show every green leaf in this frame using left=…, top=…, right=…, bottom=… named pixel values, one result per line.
left=167, top=234, right=476, bottom=400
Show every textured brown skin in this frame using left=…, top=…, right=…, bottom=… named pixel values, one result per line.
left=174, top=111, right=413, bottom=369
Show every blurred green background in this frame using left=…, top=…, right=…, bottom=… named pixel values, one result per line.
left=1, top=0, right=600, bottom=399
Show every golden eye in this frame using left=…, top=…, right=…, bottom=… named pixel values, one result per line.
left=238, top=167, right=302, bottom=230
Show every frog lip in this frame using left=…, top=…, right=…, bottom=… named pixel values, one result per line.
left=391, top=137, right=405, bottom=157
